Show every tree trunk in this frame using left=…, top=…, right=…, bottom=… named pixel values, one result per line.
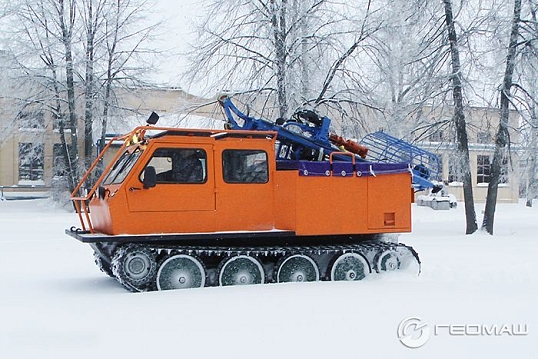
left=482, top=0, right=521, bottom=234
left=58, top=0, right=79, bottom=187
left=271, top=0, right=288, bottom=118
left=53, top=72, right=76, bottom=193
left=99, top=77, right=113, bottom=160
left=443, top=0, right=477, bottom=234
left=39, top=4, right=77, bottom=193
left=526, top=110, right=537, bottom=207
left=525, top=3, right=538, bottom=207
left=298, top=1, right=310, bottom=100
left=84, top=0, right=95, bottom=172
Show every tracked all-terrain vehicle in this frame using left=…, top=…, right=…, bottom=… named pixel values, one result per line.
left=66, top=95, right=441, bottom=292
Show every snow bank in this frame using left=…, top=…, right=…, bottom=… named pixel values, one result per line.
left=0, top=199, right=536, bottom=358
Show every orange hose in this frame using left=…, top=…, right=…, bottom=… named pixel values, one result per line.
left=329, top=133, right=368, bottom=158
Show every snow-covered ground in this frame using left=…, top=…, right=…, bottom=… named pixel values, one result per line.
left=0, top=198, right=536, bottom=359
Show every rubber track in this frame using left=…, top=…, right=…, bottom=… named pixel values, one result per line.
left=112, top=240, right=420, bottom=292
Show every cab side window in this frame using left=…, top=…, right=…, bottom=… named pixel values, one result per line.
left=222, top=150, right=268, bottom=183
left=144, top=148, right=207, bottom=184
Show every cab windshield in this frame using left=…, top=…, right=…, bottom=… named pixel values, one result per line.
left=103, top=147, right=142, bottom=185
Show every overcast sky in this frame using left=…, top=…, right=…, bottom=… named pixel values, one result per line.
left=149, top=0, right=204, bottom=92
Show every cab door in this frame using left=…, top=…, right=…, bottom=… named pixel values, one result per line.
left=126, top=144, right=216, bottom=212
left=213, top=139, right=275, bottom=231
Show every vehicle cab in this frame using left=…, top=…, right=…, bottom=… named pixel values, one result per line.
left=83, top=128, right=278, bottom=235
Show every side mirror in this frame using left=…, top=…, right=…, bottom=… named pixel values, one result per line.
left=143, top=166, right=157, bottom=189
left=97, top=186, right=109, bottom=199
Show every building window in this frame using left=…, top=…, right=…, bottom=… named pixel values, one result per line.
left=477, top=155, right=490, bottom=183
left=448, top=155, right=463, bottom=183
left=19, top=111, right=44, bottom=130
left=477, top=131, right=490, bottom=144
left=53, top=115, right=61, bottom=131
left=429, top=130, right=443, bottom=142
left=222, top=150, right=268, bottom=184
left=53, top=115, right=69, bottom=131
left=477, top=154, right=509, bottom=184
left=53, top=143, right=70, bottom=177
left=500, top=156, right=509, bottom=184
left=19, top=143, right=44, bottom=181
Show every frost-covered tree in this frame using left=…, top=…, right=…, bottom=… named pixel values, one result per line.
left=515, top=0, right=538, bottom=207
left=185, top=0, right=383, bottom=121
left=482, top=0, right=522, bottom=234
left=99, top=0, right=161, bottom=141
left=2, top=0, right=159, bottom=192
left=357, top=0, right=447, bottom=138
left=4, top=0, right=81, bottom=191
left=353, top=0, right=480, bottom=233
left=443, top=0, right=478, bottom=234
left=81, top=0, right=104, bottom=170
left=79, top=0, right=161, bottom=175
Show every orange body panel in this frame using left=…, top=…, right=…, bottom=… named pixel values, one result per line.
left=87, top=130, right=412, bottom=237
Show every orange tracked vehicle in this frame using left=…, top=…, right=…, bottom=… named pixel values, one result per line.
left=66, top=95, right=440, bottom=292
